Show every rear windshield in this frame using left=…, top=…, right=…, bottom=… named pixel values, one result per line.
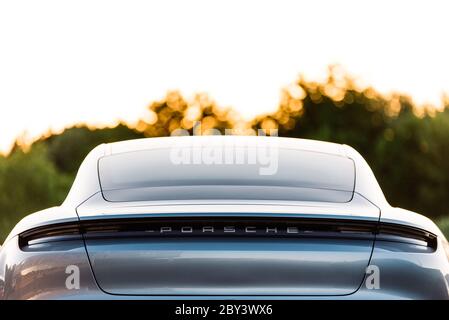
left=98, top=147, right=355, bottom=203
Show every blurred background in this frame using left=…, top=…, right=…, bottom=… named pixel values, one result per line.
left=1, top=0, right=449, bottom=241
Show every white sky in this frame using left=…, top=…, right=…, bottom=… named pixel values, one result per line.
left=1, top=0, right=448, bottom=153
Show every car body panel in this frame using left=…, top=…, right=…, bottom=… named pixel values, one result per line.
left=76, top=192, right=380, bottom=221
left=0, top=236, right=100, bottom=300
left=86, top=237, right=374, bottom=296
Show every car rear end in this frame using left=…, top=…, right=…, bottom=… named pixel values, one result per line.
left=1, top=136, right=448, bottom=299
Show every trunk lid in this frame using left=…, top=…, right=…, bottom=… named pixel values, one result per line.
left=78, top=195, right=379, bottom=296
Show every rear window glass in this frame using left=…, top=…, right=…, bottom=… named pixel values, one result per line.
left=98, top=147, right=355, bottom=203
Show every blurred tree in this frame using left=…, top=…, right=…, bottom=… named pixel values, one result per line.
left=137, top=91, right=236, bottom=136
left=253, top=66, right=449, bottom=219
left=38, top=124, right=144, bottom=175
left=0, top=145, right=72, bottom=240
left=374, top=107, right=449, bottom=217
left=253, top=66, right=391, bottom=160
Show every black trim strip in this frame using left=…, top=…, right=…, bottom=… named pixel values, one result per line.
left=18, top=217, right=438, bottom=250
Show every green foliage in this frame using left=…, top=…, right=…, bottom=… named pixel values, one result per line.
left=253, top=68, right=449, bottom=220
left=40, top=124, right=144, bottom=175
left=436, top=217, right=449, bottom=240
left=374, top=109, right=449, bottom=219
left=0, top=145, right=72, bottom=240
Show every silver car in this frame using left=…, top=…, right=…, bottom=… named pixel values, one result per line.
left=1, top=136, right=448, bottom=299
